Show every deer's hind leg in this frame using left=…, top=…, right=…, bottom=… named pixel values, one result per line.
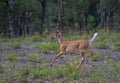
left=79, top=49, right=94, bottom=66
left=77, top=52, right=85, bottom=70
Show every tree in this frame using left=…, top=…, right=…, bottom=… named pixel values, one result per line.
left=39, top=0, right=46, bottom=35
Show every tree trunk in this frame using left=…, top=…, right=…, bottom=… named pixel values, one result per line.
left=101, top=0, right=105, bottom=28
left=109, top=10, right=114, bottom=29
left=57, top=0, right=64, bottom=30
left=39, top=0, right=46, bottom=35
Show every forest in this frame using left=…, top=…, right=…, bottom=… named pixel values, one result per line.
left=0, top=0, right=120, bottom=37
left=0, top=0, right=120, bottom=83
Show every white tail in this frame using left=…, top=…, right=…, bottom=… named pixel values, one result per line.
left=90, top=32, right=98, bottom=42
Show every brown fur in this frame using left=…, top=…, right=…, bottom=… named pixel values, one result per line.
left=50, top=31, right=96, bottom=70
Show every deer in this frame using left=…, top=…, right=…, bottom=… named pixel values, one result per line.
left=50, top=30, right=98, bottom=70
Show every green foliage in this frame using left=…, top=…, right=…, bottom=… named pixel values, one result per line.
left=93, top=53, right=102, bottom=61
left=32, top=33, right=43, bottom=42
left=10, top=42, right=21, bottom=49
left=49, top=42, right=60, bottom=53
left=17, top=76, right=28, bottom=83
left=0, top=64, right=4, bottom=73
left=0, top=78, right=6, bottom=83
left=95, top=42, right=108, bottom=49
left=24, top=37, right=32, bottom=44
left=39, top=42, right=50, bottom=53
left=28, top=53, right=42, bottom=62
left=6, top=53, right=18, bottom=62
left=30, top=68, right=51, bottom=79
left=40, top=42, right=60, bottom=53
left=19, top=68, right=30, bottom=75
left=115, top=41, right=120, bottom=50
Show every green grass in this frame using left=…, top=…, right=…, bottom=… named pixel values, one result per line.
left=6, top=53, right=18, bottom=62
left=95, top=42, right=108, bottom=49
left=0, top=31, right=120, bottom=83
left=93, top=53, right=102, bottom=61
left=0, top=78, right=6, bottom=83
left=19, top=68, right=30, bottom=75
left=40, top=42, right=60, bottom=53
left=28, top=53, right=42, bottom=62
left=0, top=64, right=4, bottom=73
left=10, top=42, right=21, bottom=49
left=49, top=42, right=60, bottom=53
left=115, top=41, right=120, bottom=50
left=32, top=33, right=43, bottom=42
left=39, top=42, right=50, bottom=53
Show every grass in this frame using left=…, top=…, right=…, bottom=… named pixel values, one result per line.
left=115, top=41, right=120, bottom=50
left=0, top=64, right=4, bottom=73
left=93, top=53, right=102, bottom=61
left=39, top=42, right=50, bottom=53
left=95, top=42, right=109, bottom=49
left=6, top=53, right=18, bottom=62
left=32, top=33, right=43, bottom=42
left=28, top=53, right=42, bottom=62
left=0, top=30, right=120, bottom=83
left=40, top=42, right=60, bottom=53
left=10, top=42, right=21, bottom=49
left=0, top=78, right=6, bottom=83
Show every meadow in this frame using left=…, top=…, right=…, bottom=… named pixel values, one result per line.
left=0, top=31, right=120, bottom=83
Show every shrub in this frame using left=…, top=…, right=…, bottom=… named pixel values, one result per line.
left=28, top=53, right=42, bottom=62
left=6, top=53, right=18, bottom=62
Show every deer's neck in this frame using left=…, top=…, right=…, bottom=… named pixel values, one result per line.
left=57, top=37, right=65, bottom=45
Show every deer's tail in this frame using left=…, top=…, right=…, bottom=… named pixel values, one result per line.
left=90, top=32, right=98, bottom=44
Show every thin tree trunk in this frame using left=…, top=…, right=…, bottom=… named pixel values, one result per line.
left=101, top=0, right=105, bottom=28
left=57, top=0, right=64, bottom=30
left=39, top=0, right=46, bottom=35
left=109, top=10, right=114, bottom=29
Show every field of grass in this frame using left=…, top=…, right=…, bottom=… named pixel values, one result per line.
left=0, top=31, right=120, bottom=83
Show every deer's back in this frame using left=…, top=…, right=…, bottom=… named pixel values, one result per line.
left=61, top=40, right=89, bottom=52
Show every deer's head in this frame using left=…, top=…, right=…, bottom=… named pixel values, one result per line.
left=54, top=30, right=62, bottom=39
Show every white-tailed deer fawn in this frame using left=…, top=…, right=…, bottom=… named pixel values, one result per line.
left=50, top=30, right=98, bottom=70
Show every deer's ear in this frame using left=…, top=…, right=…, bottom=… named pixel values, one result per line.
left=55, top=30, right=61, bottom=34
left=56, top=30, right=61, bottom=35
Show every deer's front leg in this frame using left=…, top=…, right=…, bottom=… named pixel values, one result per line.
left=50, top=52, right=64, bottom=66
